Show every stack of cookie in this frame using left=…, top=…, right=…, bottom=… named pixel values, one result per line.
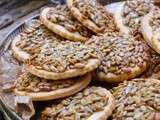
left=10, top=0, right=118, bottom=118
left=10, top=0, right=160, bottom=119
left=11, top=19, right=101, bottom=101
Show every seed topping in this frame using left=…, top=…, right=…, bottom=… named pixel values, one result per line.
left=72, top=0, right=117, bottom=32
left=149, top=8, right=160, bottom=37
left=86, top=34, right=150, bottom=75
left=47, top=5, right=93, bottom=37
left=122, top=0, right=153, bottom=33
left=15, top=20, right=63, bottom=55
left=30, top=41, right=99, bottom=72
left=41, top=86, right=108, bottom=120
left=15, top=72, right=75, bottom=92
left=112, top=79, right=160, bottom=120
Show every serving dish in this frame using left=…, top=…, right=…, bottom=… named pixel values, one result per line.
left=2, top=1, right=152, bottom=120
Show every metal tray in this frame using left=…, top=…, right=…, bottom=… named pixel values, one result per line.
left=0, top=1, right=122, bottom=120
left=0, top=14, right=39, bottom=120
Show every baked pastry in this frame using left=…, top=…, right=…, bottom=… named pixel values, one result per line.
left=86, top=34, right=150, bottom=82
left=41, top=86, right=115, bottom=120
left=11, top=19, right=62, bottom=62
left=27, top=41, right=100, bottom=80
left=114, top=0, right=153, bottom=34
left=67, top=0, right=117, bottom=34
left=141, top=8, right=160, bottom=54
left=141, top=49, right=160, bottom=79
left=14, top=72, right=91, bottom=101
left=112, top=78, right=160, bottom=120
left=40, top=5, right=93, bottom=42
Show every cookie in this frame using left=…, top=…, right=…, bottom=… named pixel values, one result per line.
left=114, top=0, right=153, bottom=34
left=86, top=34, right=150, bottom=82
left=41, top=86, right=115, bottom=120
left=67, top=0, right=117, bottom=34
left=141, top=8, right=160, bottom=54
left=27, top=41, right=100, bottom=80
left=11, top=19, right=62, bottom=62
left=14, top=72, right=91, bottom=101
left=112, top=78, right=160, bottom=120
left=40, top=5, right=93, bottom=42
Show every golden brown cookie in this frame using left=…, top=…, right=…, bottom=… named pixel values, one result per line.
left=67, top=0, right=117, bottom=34
left=114, top=0, right=154, bottom=34
left=112, top=78, right=160, bottom=120
left=41, top=86, right=115, bottom=120
left=11, top=19, right=62, bottom=63
left=14, top=72, right=91, bottom=101
left=27, top=41, right=100, bottom=80
left=141, top=8, right=160, bottom=54
left=40, top=5, right=93, bottom=42
left=86, top=34, right=150, bottom=82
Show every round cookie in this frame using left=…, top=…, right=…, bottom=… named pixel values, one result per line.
left=86, top=34, right=150, bottom=82
left=67, top=0, right=117, bottom=34
left=11, top=19, right=63, bottom=63
left=41, top=86, right=115, bottom=120
left=114, top=0, right=154, bottom=34
left=112, top=78, right=160, bottom=120
left=40, top=5, right=93, bottom=42
left=27, top=41, right=100, bottom=80
left=141, top=8, right=160, bottom=54
left=14, top=72, right=91, bottom=101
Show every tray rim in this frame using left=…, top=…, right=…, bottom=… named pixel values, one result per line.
left=0, top=14, right=39, bottom=120
left=0, top=14, right=39, bottom=56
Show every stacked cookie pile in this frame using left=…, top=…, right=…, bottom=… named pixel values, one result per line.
left=11, top=19, right=100, bottom=101
left=10, top=0, right=160, bottom=119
